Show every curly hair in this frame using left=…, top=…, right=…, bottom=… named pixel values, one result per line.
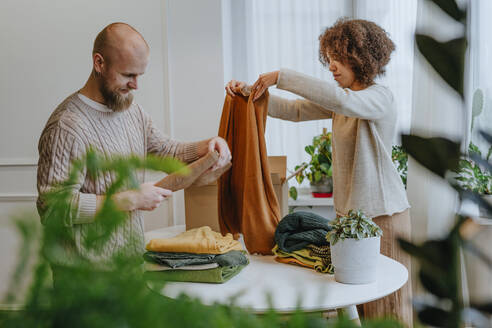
left=319, top=18, right=395, bottom=86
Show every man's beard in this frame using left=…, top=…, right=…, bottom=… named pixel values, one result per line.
left=100, top=79, right=134, bottom=112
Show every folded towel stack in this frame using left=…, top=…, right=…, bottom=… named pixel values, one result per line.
left=144, top=226, right=248, bottom=283
left=272, top=211, right=334, bottom=274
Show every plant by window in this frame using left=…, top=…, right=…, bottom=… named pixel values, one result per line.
left=289, top=128, right=332, bottom=200
left=392, top=145, right=408, bottom=188
left=327, top=209, right=383, bottom=246
left=455, top=142, right=492, bottom=195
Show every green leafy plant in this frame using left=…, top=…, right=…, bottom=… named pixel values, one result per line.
left=327, top=210, right=383, bottom=246
left=455, top=142, right=492, bottom=195
left=289, top=128, right=333, bottom=200
left=392, top=145, right=408, bottom=188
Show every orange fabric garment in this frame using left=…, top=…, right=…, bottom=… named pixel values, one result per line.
left=217, top=91, right=281, bottom=255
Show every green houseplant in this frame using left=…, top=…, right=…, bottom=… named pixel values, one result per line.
left=455, top=142, right=492, bottom=217
left=392, top=145, right=408, bottom=188
left=327, top=210, right=383, bottom=284
left=289, top=128, right=333, bottom=200
left=290, top=141, right=407, bottom=201
left=455, top=142, right=492, bottom=195
left=455, top=89, right=491, bottom=216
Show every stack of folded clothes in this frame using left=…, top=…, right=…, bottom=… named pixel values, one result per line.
left=272, top=211, right=334, bottom=274
left=144, top=226, right=249, bottom=283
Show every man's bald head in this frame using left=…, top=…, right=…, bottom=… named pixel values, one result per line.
left=93, top=22, right=149, bottom=63
left=89, top=23, right=150, bottom=112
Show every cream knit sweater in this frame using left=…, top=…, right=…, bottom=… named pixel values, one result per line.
left=268, top=68, right=410, bottom=218
left=37, top=93, right=199, bottom=265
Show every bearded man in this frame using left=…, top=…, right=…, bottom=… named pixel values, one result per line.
left=36, top=22, right=231, bottom=267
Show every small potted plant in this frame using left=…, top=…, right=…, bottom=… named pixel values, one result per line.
left=327, top=209, right=382, bottom=284
left=455, top=142, right=492, bottom=217
left=289, top=128, right=333, bottom=200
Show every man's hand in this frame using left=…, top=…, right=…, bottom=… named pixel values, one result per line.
left=112, top=182, right=171, bottom=211
left=251, top=70, right=279, bottom=101
left=207, top=136, right=231, bottom=170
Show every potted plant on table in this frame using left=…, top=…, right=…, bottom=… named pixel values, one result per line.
left=289, top=128, right=333, bottom=200
left=327, top=209, right=383, bottom=284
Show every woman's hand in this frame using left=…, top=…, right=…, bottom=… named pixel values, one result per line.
left=251, top=70, right=279, bottom=101
left=225, top=80, right=247, bottom=97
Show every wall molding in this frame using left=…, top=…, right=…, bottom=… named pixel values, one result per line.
left=0, top=194, right=37, bottom=202
left=0, top=159, right=37, bottom=167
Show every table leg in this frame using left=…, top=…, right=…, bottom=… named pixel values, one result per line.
left=337, top=305, right=361, bottom=326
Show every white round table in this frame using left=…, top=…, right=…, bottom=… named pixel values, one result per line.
left=145, top=226, right=408, bottom=321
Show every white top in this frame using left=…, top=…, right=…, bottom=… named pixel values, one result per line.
left=269, top=69, right=410, bottom=218
left=77, top=93, right=113, bottom=112
left=145, top=226, right=408, bottom=313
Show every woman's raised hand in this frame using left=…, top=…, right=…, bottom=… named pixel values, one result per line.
left=225, top=80, right=247, bottom=97
left=251, top=70, right=279, bottom=101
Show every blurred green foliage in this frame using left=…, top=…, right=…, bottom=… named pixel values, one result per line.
left=400, top=1, right=492, bottom=327
left=1, top=149, right=403, bottom=328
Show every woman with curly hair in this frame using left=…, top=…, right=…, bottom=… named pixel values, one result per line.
left=226, top=18, right=412, bottom=325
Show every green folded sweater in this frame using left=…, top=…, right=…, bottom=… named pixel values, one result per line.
left=144, top=250, right=248, bottom=269
left=144, top=265, right=246, bottom=284
left=275, top=211, right=332, bottom=252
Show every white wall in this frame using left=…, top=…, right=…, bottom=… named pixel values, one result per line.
left=0, top=0, right=177, bottom=303
left=0, top=0, right=230, bottom=304
left=164, top=0, right=225, bottom=224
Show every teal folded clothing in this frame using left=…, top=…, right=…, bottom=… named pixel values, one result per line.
left=145, top=262, right=219, bottom=272
left=275, top=211, right=332, bottom=252
left=215, top=251, right=248, bottom=267
left=143, top=252, right=214, bottom=268
left=144, top=250, right=248, bottom=269
left=144, top=265, right=246, bottom=284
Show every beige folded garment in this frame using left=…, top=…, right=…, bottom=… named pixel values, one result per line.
left=144, top=262, right=219, bottom=272
left=146, top=226, right=244, bottom=254
left=191, top=162, right=232, bottom=187
left=154, top=151, right=220, bottom=191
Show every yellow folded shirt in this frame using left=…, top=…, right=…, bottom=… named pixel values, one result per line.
left=272, top=245, right=333, bottom=274
left=146, top=226, right=244, bottom=254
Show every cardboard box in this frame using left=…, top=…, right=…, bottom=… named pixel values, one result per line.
left=184, top=156, right=288, bottom=232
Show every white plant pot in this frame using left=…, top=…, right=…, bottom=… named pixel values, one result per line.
left=331, top=236, right=380, bottom=284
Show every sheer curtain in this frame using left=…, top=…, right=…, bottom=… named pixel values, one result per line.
left=222, top=0, right=417, bottom=185
left=468, top=0, right=492, bottom=148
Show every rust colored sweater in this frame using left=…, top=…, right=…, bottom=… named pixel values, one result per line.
left=217, top=91, right=280, bottom=255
